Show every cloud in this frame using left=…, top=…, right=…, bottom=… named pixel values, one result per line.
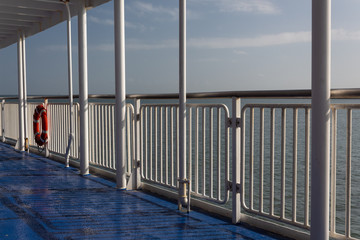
left=125, top=22, right=148, bottom=32
left=233, top=50, right=248, bottom=55
left=88, top=16, right=148, bottom=31
left=189, top=31, right=311, bottom=49
left=127, top=39, right=178, bottom=50
left=88, top=16, right=114, bottom=26
left=125, top=29, right=360, bottom=51
left=39, top=44, right=67, bottom=52
left=39, top=29, right=360, bottom=53
left=219, top=0, right=279, bottom=14
left=193, top=0, right=280, bottom=15
left=133, top=2, right=178, bottom=20
left=332, top=29, right=360, bottom=41
left=91, top=44, right=113, bottom=52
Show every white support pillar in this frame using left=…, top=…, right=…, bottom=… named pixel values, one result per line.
left=78, top=0, right=89, bottom=175
left=65, top=1, right=74, bottom=167
left=311, top=0, right=331, bottom=239
left=114, top=0, right=126, bottom=189
left=17, top=33, right=25, bottom=151
left=22, top=33, right=28, bottom=151
left=178, top=0, right=187, bottom=208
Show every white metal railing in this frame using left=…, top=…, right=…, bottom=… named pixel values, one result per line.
left=45, top=103, right=80, bottom=159
left=89, top=103, right=134, bottom=173
left=330, top=104, right=360, bottom=240
left=241, top=103, right=360, bottom=240
left=2, top=91, right=360, bottom=240
left=140, top=103, right=230, bottom=204
left=241, top=104, right=311, bottom=230
left=3, top=103, right=19, bottom=141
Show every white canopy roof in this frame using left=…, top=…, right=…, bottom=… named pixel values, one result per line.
left=0, top=0, right=110, bottom=49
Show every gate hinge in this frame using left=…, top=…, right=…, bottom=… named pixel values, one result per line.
left=136, top=160, right=141, bottom=168
left=226, top=118, right=241, bottom=128
left=136, top=114, right=141, bottom=121
left=226, top=180, right=241, bottom=193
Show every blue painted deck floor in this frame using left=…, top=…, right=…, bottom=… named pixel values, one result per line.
left=0, top=142, right=282, bottom=239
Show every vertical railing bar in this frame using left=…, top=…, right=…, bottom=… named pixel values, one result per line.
left=150, top=107, right=153, bottom=181
left=140, top=107, right=144, bottom=177
left=171, top=107, right=174, bottom=186
left=210, top=107, right=214, bottom=198
left=131, top=106, right=135, bottom=172
left=92, top=105, right=98, bottom=163
left=56, top=105, right=60, bottom=153
left=132, top=105, right=136, bottom=173
left=102, top=105, right=106, bottom=167
left=111, top=106, right=115, bottom=169
left=270, top=108, right=275, bottom=216
left=249, top=107, right=254, bottom=210
left=155, top=107, right=158, bottom=182
left=110, top=105, right=114, bottom=169
left=58, top=105, right=61, bottom=153
left=145, top=107, right=148, bottom=179
left=217, top=107, right=221, bottom=201
left=97, top=106, right=101, bottom=166
left=52, top=105, right=56, bottom=152
left=64, top=104, right=67, bottom=153
left=165, top=107, right=169, bottom=185
left=62, top=105, right=65, bottom=153
left=304, top=108, right=310, bottom=227
left=93, top=105, right=96, bottom=165
left=345, top=108, right=352, bottom=238
left=330, top=107, right=337, bottom=233
left=189, top=107, right=192, bottom=192
left=93, top=105, right=99, bottom=163
left=195, top=107, right=199, bottom=194
left=160, top=107, right=163, bottom=183
left=104, top=105, right=107, bottom=167
left=88, top=105, right=91, bottom=163
left=56, top=105, right=58, bottom=153
left=202, top=107, right=206, bottom=196
left=281, top=108, right=287, bottom=219
left=259, top=107, right=264, bottom=213
left=105, top=105, right=110, bottom=168
left=176, top=106, right=180, bottom=188
left=292, top=108, right=298, bottom=223
left=127, top=106, right=131, bottom=171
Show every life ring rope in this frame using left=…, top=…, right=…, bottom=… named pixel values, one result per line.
left=33, top=104, right=48, bottom=146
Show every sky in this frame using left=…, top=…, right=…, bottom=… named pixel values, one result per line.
left=1, top=0, right=360, bottom=95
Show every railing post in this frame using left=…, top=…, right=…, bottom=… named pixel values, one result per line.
left=78, top=0, right=89, bottom=175
left=232, top=97, right=241, bottom=223
left=44, top=99, right=50, bottom=157
left=134, top=99, right=141, bottom=188
left=311, top=0, right=331, bottom=239
left=114, top=0, right=127, bottom=189
left=1, top=100, right=5, bottom=143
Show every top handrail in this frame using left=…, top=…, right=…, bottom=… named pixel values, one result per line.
left=1, top=88, right=360, bottom=100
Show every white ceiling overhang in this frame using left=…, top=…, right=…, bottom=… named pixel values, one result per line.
left=0, top=0, right=111, bottom=49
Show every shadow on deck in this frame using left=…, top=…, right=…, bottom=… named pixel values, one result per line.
left=0, top=142, right=285, bottom=239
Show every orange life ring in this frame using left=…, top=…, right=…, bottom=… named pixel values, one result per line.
left=33, top=104, right=48, bottom=146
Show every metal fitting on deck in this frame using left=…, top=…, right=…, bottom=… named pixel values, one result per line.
left=178, top=179, right=191, bottom=213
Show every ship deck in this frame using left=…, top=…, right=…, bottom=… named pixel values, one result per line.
left=0, top=142, right=284, bottom=240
